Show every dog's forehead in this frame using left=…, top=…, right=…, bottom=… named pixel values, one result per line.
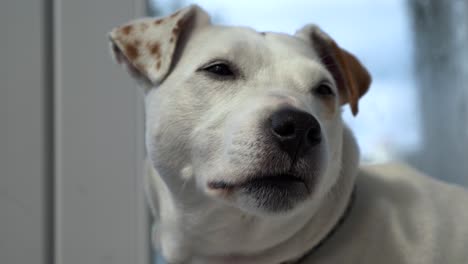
left=185, top=25, right=318, bottom=62
left=264, top=31, right=316, bottom=56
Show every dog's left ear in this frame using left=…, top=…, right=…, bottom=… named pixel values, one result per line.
left=108, top=5, right=210, bottom=87
left=295, top=25, right=371, bottom=115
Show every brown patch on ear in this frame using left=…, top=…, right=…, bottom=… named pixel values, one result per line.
left=176, top=19, right=184, bottom=28
left=172, top=26, right=180, bottom=35
left=172, top=19, right=184, bottom=37
left=121, top=25, right=133, bottom=35
left=332, top=47, right=371, bottom=115
left=310, top=30, right=371, bottom=115
left=109, top=5, right=211, bottom=85
left=125, top=44, right=139, bottom=60
left=172, top=19, right=184, bottom=35
left=148, top=42, right=161, bottom=57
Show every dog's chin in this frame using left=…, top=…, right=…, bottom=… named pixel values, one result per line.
left=207, top=173, right=313, bottom=214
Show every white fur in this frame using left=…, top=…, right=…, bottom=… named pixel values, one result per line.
left=110, top=5, right=468, bottom=264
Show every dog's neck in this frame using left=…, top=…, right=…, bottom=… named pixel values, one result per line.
left=146, top=127, right=359, bottom=264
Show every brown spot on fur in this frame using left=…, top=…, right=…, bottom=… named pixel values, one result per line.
left=170, top=37, right=174, bottom=43
left=125, top=44, right=139, bottom=60
left=156, top=61, right=161, bottom=70
left=176, top=19, right=183, bottom=28
left=172, top=27, right=180, bottom=35
left=134, top=40, right=141, bottom=47
left=154, top=19, right=163, bottom=25
left=148, top=42, right=161, bottom=58
left=121, top=25, right=133, bottom=35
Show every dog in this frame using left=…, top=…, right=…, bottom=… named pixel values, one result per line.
left=108, top=5, right=468, bottom=264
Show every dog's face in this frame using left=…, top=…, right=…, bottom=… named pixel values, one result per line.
left=110, top=5, right=370, bottom=215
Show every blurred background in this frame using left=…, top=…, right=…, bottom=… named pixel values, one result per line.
left=2, top=0, right=468, bottom=264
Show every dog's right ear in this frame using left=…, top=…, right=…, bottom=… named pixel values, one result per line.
left=108, top=5, right=210, bottom=88
left=295, top=25, right=371, bottom=116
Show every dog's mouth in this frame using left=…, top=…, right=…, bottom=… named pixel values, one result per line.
left=208, top=173, right=306, bottom=190
left=208, top=173, right=311, bottom=212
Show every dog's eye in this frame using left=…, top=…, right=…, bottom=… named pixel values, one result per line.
left=313, top=83, right=335, bottom=97
left=202, top=63, right=234, bottom=77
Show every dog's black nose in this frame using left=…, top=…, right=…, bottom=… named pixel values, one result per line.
left=270, top=108, right=321, bottom=159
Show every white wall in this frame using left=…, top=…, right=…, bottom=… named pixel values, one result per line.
left=1, top=1, right=51, bottom=263
left=53, top=0, right=150, bottom=263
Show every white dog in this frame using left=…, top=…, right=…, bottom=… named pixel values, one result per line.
left=109, top=5, right=468, bottom=264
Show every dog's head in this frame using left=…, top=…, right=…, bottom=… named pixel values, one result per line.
left=109, top=5, right=370, bottom=215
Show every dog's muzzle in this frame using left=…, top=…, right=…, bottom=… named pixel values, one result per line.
left=208, top=107, right=324, bottom=212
